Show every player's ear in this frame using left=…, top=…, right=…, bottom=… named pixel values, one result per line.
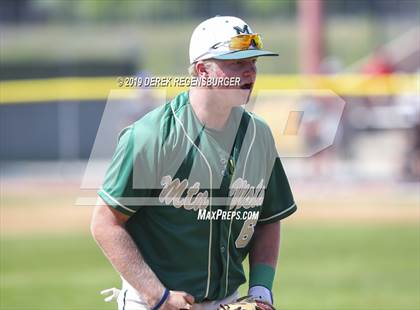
left=195, top=61, right=210, bottom=78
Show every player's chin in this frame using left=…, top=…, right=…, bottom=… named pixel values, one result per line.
left=239, top=86, right=254, bottom=104
left=211, top=86, right=252, bottom=106
left=230, top=89, right=252, bottom=106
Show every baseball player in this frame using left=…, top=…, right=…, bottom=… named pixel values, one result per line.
left=91, top=16, right=297, bottom=310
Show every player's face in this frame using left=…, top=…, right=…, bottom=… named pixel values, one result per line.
left=207, top=58, right=257, bottom=106
left=210, top=58, right=257, bottom=89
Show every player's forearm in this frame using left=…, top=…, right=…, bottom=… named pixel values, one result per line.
left=90, top=205, right=165, bottom=307
left=247, top=221, right=280, bottom=301
left=249, top=221, right=280, bottom=268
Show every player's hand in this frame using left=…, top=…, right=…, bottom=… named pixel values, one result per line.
left=161, top=290, right=195, bottom=310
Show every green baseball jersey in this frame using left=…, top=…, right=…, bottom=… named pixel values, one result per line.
left=98, top=91, right=296, bottom=302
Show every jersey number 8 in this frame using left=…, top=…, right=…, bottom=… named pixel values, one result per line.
left=235, top=218, right=258, bottom=248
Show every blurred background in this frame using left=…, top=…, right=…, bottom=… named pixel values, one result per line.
left=0, top=0, right=419, bottom=309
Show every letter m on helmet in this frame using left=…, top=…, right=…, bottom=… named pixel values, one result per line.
left=233, top=25, right=250, bottom=35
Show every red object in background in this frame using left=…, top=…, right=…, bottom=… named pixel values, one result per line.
left=299, top=0, right=324, bottom=74
left=363, top=53, right=394, bottom=75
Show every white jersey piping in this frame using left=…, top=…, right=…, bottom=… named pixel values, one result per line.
left=258, top=203, right=297, bottom=222
left=225, top=113, right=256, bottom=296
left=170, top=100, right=214, bottom=299
left=99, top=189, right=136, bottom=213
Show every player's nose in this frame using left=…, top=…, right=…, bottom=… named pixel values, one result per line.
left=243, top=61, right=256, bottom=78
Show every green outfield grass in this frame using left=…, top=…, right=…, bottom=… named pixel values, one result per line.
left=1, top=223, right=419, bottom=310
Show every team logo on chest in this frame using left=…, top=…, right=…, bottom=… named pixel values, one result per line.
left=159, top=175, right=265, bottom=211
left=229, top=178, right=265, bottom=209
left=159, top=175, right=209, bottom=210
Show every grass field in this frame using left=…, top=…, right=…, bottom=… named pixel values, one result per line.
left=1, top=223, right=419, bottom=310
left=1, top=177, right=419, bottom=310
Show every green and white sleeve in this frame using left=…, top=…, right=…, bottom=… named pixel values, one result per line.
left=258, top=130, right=297, bottom=224
left=98, top=126, right=142, bottom=216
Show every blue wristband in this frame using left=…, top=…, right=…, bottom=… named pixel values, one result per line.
left=151, top=288, right=170, bottom=310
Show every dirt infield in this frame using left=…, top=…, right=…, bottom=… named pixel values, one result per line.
left=1, top=180, right=418, bottom=236
left=1, top=181, right=93, bottom=236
